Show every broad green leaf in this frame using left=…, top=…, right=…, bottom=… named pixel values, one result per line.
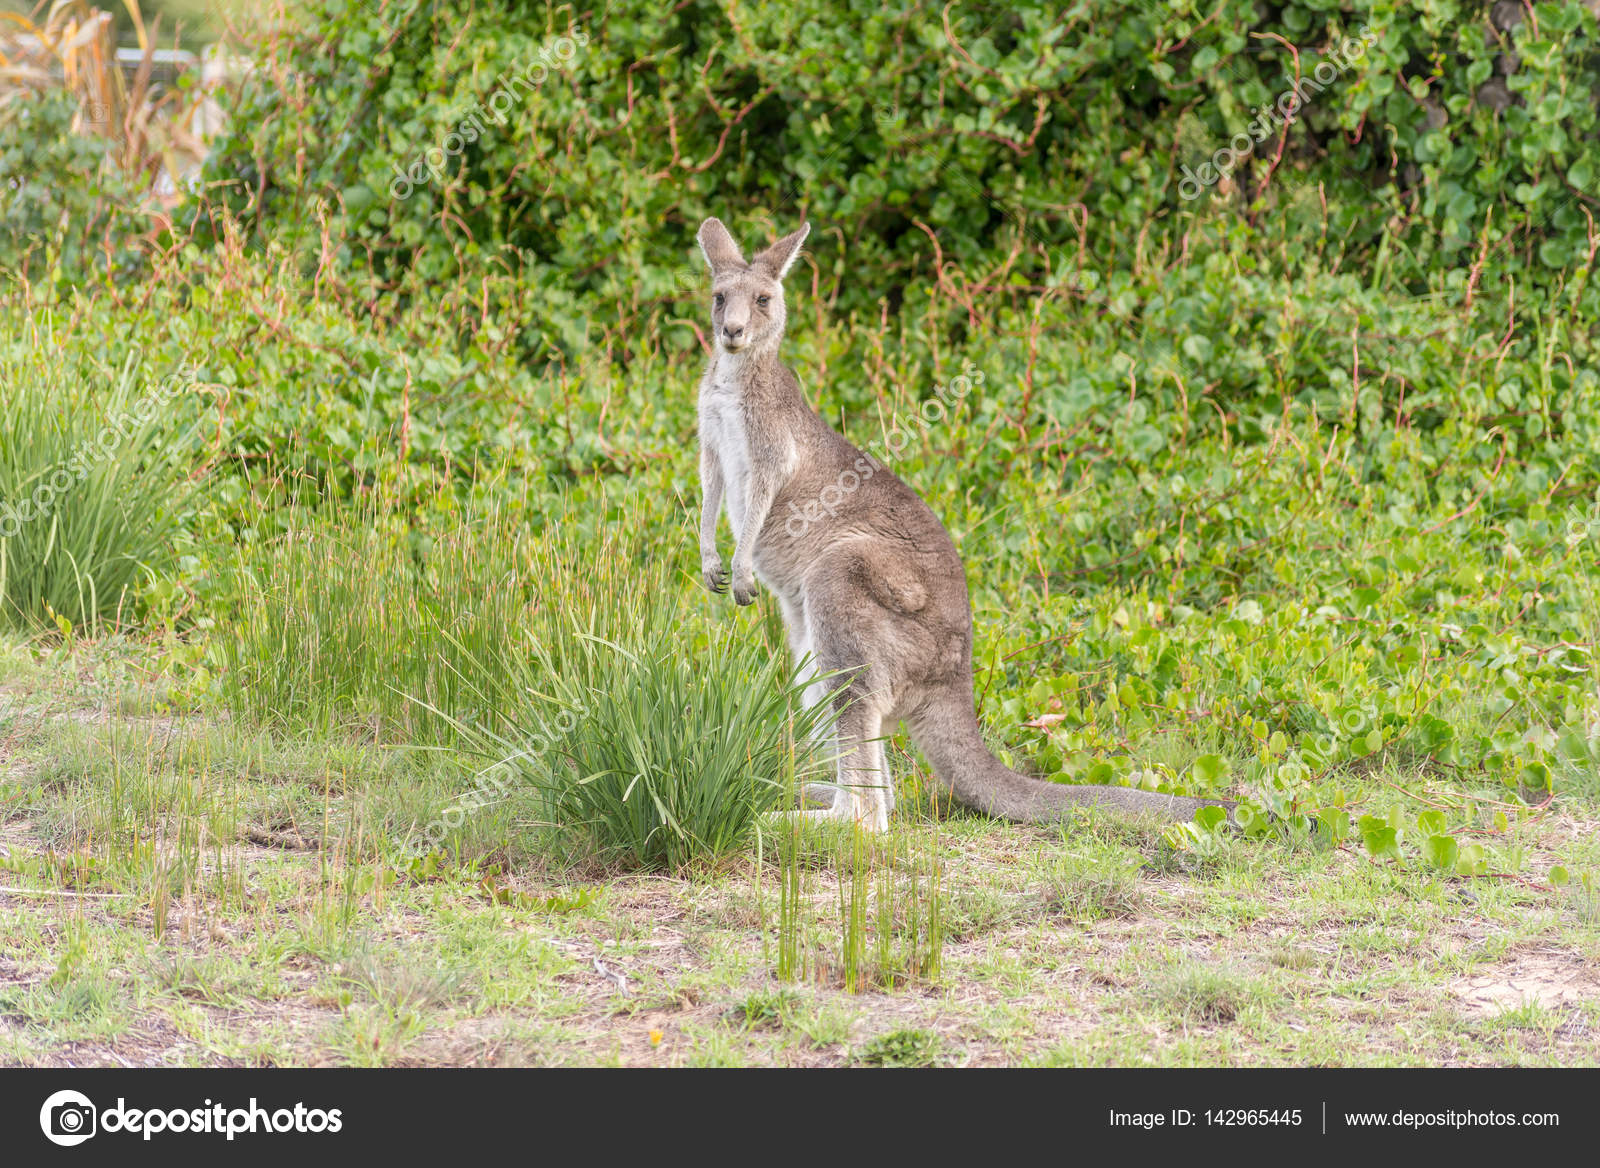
left=1422, top=834, right=1458, bottom=871
left=1363, top=826, right=1400, bottom=859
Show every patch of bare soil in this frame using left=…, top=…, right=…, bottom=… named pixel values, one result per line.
left=1452, top=949, right=1600, bottom=1017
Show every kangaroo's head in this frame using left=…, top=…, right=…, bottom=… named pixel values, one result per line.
left=696, top=218, right=810, bottom=355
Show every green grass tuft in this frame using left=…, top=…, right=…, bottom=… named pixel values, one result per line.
left=854, top=1027, right=943, bottom=1067
left=0, top=343, right=197, bottom=633
left=1145, top=963, right=1264, bottom=1025
left=1043, top=855, right=1144, bottom=921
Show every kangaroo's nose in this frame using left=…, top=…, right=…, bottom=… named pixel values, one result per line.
left=723, top=325, right=744, bottom=339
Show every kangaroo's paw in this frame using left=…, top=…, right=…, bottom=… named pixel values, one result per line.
left=702, top=559, right=729, bottom=594
left=762, top=806, right=856, bottom=831
left=855, top=795, right=890, bottom=834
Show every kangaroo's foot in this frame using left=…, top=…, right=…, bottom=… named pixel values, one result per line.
left=800, top=782, right=847, bottom=810
left=849, top=786, right=890, bottom=833
left=761, top=783, right=850, bottom=828
left=766, top=783, right=889, bottom=832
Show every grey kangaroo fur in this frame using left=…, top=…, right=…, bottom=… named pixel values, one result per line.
left=696, top=216, right=1233, bottom=831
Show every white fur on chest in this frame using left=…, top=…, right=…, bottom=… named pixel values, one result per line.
left=701, top=362, right=754, bottom=534
left=700, top=357, right=799, bottom=541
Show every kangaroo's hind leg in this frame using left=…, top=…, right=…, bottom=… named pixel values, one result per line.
left=774, top=591, right=851, bottom=813
left=801, top=561, right=902, bottom=831
left=768, top=690, right=890, bottom=830
left=819, top=694, right=891, bottom=831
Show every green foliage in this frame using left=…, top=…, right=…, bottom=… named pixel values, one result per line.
left=201, top=0, right=1600, bottom=344
left=729, top=988, right=800, bottom=1030
left=0, top=90, right=149, bottom=285
left=2, top=1, right=1598, bottom=889
left=1342, top=804, right=1542, bottom=877
left=219, top=484, right=572, bottom=742
left=773, top=819, right=944, bottom=991
left=218, top=478, right=834, bottom=869
left=4, top=1, right=1600, bottom=1068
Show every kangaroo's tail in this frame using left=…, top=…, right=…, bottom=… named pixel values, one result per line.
left=907, top=688, right=1233, bottom=823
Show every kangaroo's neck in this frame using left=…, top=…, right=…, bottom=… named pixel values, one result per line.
left=716, top=334, right=777, bottom=379
left=712, top=337, right=798, bottom=401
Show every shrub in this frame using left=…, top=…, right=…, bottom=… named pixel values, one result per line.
left=0, top=89, right=148, bottom=284
left=202, top=0, right=1600, bottom=338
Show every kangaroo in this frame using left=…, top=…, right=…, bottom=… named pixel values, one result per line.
left=695, top=216, right=1233, bottom=831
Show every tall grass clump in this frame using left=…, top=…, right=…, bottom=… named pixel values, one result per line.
left=476, top=617, right=836, bottom=872
left=220, top=484, right=556, bottom=743
left=0, top=341, right=197, bottom=632
left=772, top=820, right=944, bottom=991
left=461, top=533, right=838, bottom=870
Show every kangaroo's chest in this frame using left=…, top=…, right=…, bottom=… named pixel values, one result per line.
left=702, top=388, right=753, bottom=531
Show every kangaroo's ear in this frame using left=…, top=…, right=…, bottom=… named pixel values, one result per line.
left=752, top=222, right=811, bottom=281
left=697, top=217, right=746, bottom=275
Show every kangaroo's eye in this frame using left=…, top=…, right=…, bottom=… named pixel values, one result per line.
left=756, top=295, right=770, bottom=307
left=713, top=293, right=724, bottom=306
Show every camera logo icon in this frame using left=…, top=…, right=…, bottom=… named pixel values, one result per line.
left=40, top=1090, right=97, bottom=1147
